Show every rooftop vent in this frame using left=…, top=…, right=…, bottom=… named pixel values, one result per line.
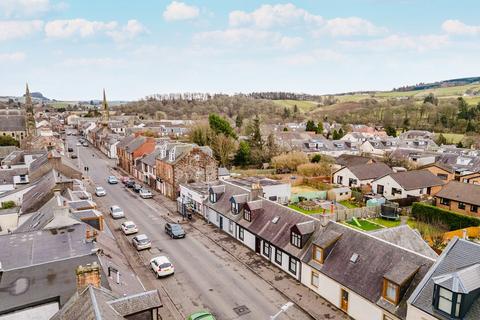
left=272, top=216, right=280, bottom=224
left=350, top=253, right=359, bottom=263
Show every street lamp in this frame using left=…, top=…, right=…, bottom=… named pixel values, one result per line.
left=270, top=302, right=294, bottom=320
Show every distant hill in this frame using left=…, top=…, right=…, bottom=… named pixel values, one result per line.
left=393, top=76, right=480, bottom=92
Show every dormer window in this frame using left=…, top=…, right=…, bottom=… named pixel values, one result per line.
left=313, top=245, right=323, bottom=264
left=209, top=192, right=217, bottom=203
left=434, top=286, right=462, bottom=318
left=291, top=231, right=302, bottom=248
left=231, top=202, right=239, bottom=214
left=244, top=209, right=251, bottom=222
left=382, top=279, right=399, bottom=304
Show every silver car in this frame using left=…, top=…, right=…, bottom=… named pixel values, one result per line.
left=132, top=234, right=151, bottom=251
left=110, top=205, right=125, bottom=219
left=95, top=186, right=106, bottom=197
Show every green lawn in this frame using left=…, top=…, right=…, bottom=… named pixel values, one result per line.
left=273, top=99, right=319, bottom=112
left=345, top=219, right=384, bottom=231
left=339, top=200, right=359, bottom=209
left=288, top=204, right=329, bottom=215
left=437, top=133, right=464, bottom=144
left=370, top=218, right=402, bottom=228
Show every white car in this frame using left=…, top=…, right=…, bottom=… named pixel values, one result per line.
left=150, top=256, right=174, bottom=278
left=121, top=221, right=138, bottom=235
left=110, top=205, right=125, bottom=219
left=139, top=188, right=153, bottom=199
left=132, top=234, right=152, bottom=251
left=95, top=186, right=106, bottom=197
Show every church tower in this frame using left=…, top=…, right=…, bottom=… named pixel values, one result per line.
left=25, top=83, right=36, bottom=137
left=101, top=89, right=109, bottom=126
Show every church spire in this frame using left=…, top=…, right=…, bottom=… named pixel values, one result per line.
left=101, top=89, right=109, bottom=125
left=25, top=82, right=36, bottom=137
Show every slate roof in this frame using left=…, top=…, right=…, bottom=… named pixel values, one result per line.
left=51, top=285, right=162, bottom=320
left=340, top=162, right=392, bottom=180
left=303, top=222, right=435, bottom=319
left=125, top=136, right=146, bottom=153
left=0, top=168, right=26, bottom=185
left=336, top=154, right=374, bottom=167
left=370, top=225, right=438, bottom=259
left=205, top=182, right=249, bottom=222
left=229, top=176, right=284, bottom=188
left=20, top=170, right=57, bottom=214
left=141, top=148, right=162, bottom=167
left=0, top=115, right=26, bottom=131
left=378, top=169, right=445, bottom=190
left=116, top=135, right=135, bottom=149
left=238, top=199, right=319, bottom=258
left=435, top=181, right=480, bottom=206
left=433, top=264, right=480, bottom=294
left=409, top=238, right=480, bottom=320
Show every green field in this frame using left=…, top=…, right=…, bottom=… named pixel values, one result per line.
left=273, top=99, right=319, bottom=112
left=436, top=133, right=464, bottom=144
left=288, top=204, right=329, bottom=215
left=344, top=219, right=384, bottom=231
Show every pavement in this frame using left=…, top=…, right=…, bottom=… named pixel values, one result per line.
left=69, top=136, right=317, bottom=320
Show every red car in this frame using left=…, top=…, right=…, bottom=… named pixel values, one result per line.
left=121, top=176, right=130, bottom=184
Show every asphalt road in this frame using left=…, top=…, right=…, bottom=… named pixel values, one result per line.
left=68, top=136, right=311, bottom=320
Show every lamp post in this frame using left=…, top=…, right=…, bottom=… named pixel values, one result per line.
left=270, top=302, right=293, bottom=320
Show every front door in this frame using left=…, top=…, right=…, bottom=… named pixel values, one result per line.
left=219, top=216, right=223, bottom=229
left=255, top=237, right=261, bottom=254
left=340, top=289, right=349, bottom=312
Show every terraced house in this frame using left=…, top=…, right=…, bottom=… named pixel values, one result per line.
left=116, top=135, right=155, bottom=175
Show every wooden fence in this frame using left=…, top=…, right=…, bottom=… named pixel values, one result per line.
left=311, top=205, right=381, bottom=224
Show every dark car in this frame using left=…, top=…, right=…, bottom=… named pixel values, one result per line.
left=133, top=184, right=142, bottom=193
left=71, top=154, right=78, bottom=159
left=67, top=147, right=74, bottom=152
left=165, top=223, right=186, bottom=239
left=126, top=180, right=135, bottom=188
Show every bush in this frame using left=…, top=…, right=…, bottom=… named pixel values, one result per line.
left=1, top=201, right=15, bottom=209
left=411, top=202, right=480, bottom=231
left=271, top=151, right=309, bottom=172
left=297, top=162, right=331, bottom=177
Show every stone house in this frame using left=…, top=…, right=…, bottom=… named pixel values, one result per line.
left=117, top=135, right=155, bottom=175
left=155, top=143, right=217, bottom=200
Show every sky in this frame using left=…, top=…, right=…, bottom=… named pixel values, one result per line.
left=1, top=0, right=480, bottom=100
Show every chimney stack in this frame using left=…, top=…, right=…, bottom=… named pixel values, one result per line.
left=76, top=262, right=101, bottom=291
left=250, top=183, right=263, bottom=201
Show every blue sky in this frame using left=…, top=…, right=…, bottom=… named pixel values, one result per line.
left=1, top=0, right=479, bottom=100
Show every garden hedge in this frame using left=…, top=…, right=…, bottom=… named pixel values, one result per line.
left=411, top=202, right=480, bottom=231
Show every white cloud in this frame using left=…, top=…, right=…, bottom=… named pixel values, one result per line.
left=442, top=19, right=480, bottom=36
left=45, top=19, right=117, bottom=38
left=280, top=49, right=344, bottom=65
left=0, top=20, right=43, bottom=41
left=279, top=36, right=303, bottom=49
left=59, top=57, right=124, bottom=67
left=0, top=0, right=50, bottom=17
left=194, top=28, right=276, bottom=46
left=0, top=52, right=26, bottom=62
left=229, top=3, right=323, bottom=29
left=319, top=17, right=387, bottom=37
left=339, top=34, right=449, bottom=52
left=163, top=1, right=199, bottom=21
left=106, top=20, right=148, bottom=42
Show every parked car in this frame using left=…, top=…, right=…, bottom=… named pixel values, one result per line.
left=126, top=180, right=136, bottom=188
left=132, top=234, right=151, bottom=250
left=71, top=154, right=78, bottom=159
left=76, top=142, right=82, bottom=146
left=95, top=186, right=106, bottom=197
left=139, top=188, right=153, bottom=199
left=107, top=176, right=118, bottom=184
left=67, top=147, right=74, bottom=152
left=109, top=205, right=125, bottom=219
left=121, top=176, right=130, bottom=185
left=121, top=221, right=138, bottom=235
left=187, top=312, right=216, bottom=320
left=133, top=184, right=142, bottom=193
left=82, top=141, right=88, bottom=147
left=150, top=256, right=174, bottom=278
left=165, top=223, right=186, bottom=239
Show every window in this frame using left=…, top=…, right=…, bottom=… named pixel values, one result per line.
left=440, top=198, right=451, bottom=206
left=229, top=221, right=234, bottom=233
left=311, top=271, right=319, bottom=288
left=288, top=257, right=297, bottom=274
left=244, top=209, right=251, bottom=221
left=348, top=178, right=357, bottom=186
left=383, top=314, right=395, bottom=320
left=231, top=202, right=238, bottom=214
left=383, top=280, right=399, bottom=304
left=336, top=176, right=343, bottom=184
left=377, top=184, right=384, bottom=194
left=391, top=187, right=402, bottom=196
left=238, top=227, right=244, bottom=241
left=275, top=249, right=282, bottom=265
left=291, top=232, right=302, bottom=248
left=313, top=246, right=323, bottom=264
left=263, top=242, right=270, bottom=257
left=472, top=205, right=478, bottom=213
left=438, top=287, right=453, bottom=315
left=269, top=196, right=277, bottom=201
left=209, top=192, right=217, bottom=203
left=458, top=202, right=466, bottom=210
left=437, top=173, right=448, bottom=180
